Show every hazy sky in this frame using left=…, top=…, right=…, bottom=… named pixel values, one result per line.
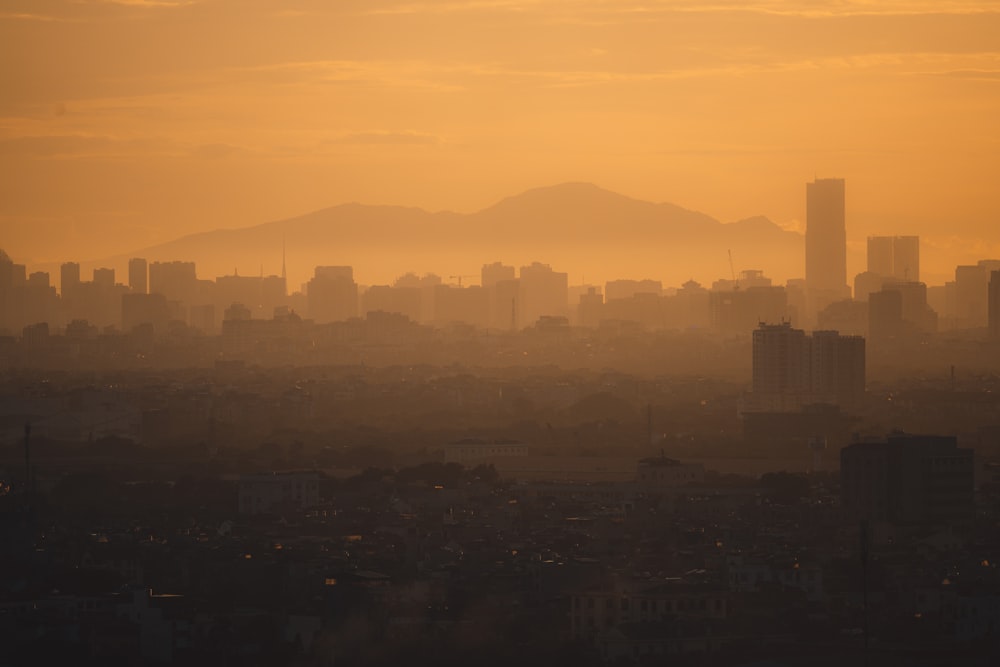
left=2, top=0, right=999, bottom=285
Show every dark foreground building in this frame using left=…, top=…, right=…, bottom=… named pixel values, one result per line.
left=841, top=433, right=974, bottom=525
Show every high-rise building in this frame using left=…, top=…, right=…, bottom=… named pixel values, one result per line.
left=481, top=262, right=515, bottom=289
left=121, top=292, right=170, bottom=333
left=60, top=262, right=81, bottom=295
left=872, top=280, right=936, bottom=334
left=866, top=236, right=894, bottom=277
left=747, top=322, right=865, bottom=412
left=952, top=261, right=1000, bottom=330
left=853, top=271, right=884, bottom=302
left=605, top=279, right=662, bottom=302
left=868, top=289, right=903, bottom=342
left=0, top=251, right=13, bottom=291
left=866, top=235, right=919, bottom=282
left=752, top=322, right=809, bottom=396
left=892, top=236, right=919, bottom=282
left=307, top=266, right=358, bottom=322
left=518, top=262, right=568, bottom=328
left=841, top=434, right=973, bottom=525
left=149, top=261, right=198, bottom=303
left=433, top=284, right=489, bottom=327
left=577, top=287, right=603, bottom=328
left=810, top=329, right=866, bottom=406
left=711, top=286, right=788, bottom=337
left=214, top=272, right=286, bottom=316
left=362, top=285, right=421, bottom=322
left=93, top=267, right=115, bottom=288
left=989, top=270, right=1000, bottom=341
left=128, top=257, right=148, bottom=294
left=27, top=272, right=49, bottom=288
left=805, top=178, right=847, bottom=295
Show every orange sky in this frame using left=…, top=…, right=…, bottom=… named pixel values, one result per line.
left=2, top=0, right=999, bottom=286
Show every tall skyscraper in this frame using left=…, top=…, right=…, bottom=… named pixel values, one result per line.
left=805, top=178, right=847, bottom=294
left=866, top=236, right=894, bottom=277
left=128, top=257, right=148, bottom=294
left=892, top=236, right=919, bottom=282
left=866, top=235, right=919, bottom=282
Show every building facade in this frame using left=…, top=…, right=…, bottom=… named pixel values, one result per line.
left=746, top=322, right=864, bottom=413
left=841, top=433, right=974, bottom=525
left=805, top=178, right=847, bottom=297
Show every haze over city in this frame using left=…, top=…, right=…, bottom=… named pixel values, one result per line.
left=4, top=2, right=1000, bottom=666
left=3, top=0, right=1000, bottom=285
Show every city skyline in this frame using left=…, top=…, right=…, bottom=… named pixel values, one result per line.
left=5, top=240, right=999, bottom=339
left=3, top=4, right=1000, bottom=664
left=5, top=180, right=996, bottom=293
left=2, top=1, right=1000, bottom=280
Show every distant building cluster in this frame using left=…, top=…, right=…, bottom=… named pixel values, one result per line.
left=744, top=322, right=865, bottom=413
left=2, top=178, right=1000, bottom=350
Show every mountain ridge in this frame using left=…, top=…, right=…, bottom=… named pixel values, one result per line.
left=54, top=183, right=805, bottom=288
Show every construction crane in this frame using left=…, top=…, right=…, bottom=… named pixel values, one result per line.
left=728, top=249, right=739, bottom=291
left=449, top=275, right=476, bottom=287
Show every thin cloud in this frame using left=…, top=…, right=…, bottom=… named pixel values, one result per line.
left=0, top=135, right=119, bottom=157
left=368, top=0, right=543, bottom=15
left=92, top=0, right=197, bottom=6
left=333, top=131, right=443, bottom=145
left=192, top=142, right=243, bottom=158
left=368, top=0, right=1000, bottom=18
left=0, top=12, right=64, bottom=21
left=0, top=134, right=166, bottom=159
left=172, top=50, right=1000, bottom=98
left=922, top=68, right=1000, bottom=81
left=234, top=60, right=467, bottom=92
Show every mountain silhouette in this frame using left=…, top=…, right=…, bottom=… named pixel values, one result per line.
left=92, top=183, right=803, bottom=288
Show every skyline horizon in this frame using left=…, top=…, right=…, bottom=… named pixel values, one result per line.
left=7, top=180, right=998, bottom=291
left=5, top=0, right=999, bottom=289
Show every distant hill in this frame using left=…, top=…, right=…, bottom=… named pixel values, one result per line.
left=94, top=182, right=804, bottom=288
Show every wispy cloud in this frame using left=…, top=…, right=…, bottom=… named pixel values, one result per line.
left=0, top=12, right=73, bottom=21
left=0, top=134, right=119, bottom=158
left=368, top=0, right=543, bottom=15
left=192, top=142, right=243, bottom=158
left=234, top=60, right=467, bottom=92
left=0, top=134, right=169, bottom=159
left=368, top=0, right=1000, bottom=19
left=922, top=68, right=1000, bottom=81
left=212, top=50, right=1000, bottom=95
left=92, top=0, right=197, bottom=6
left=332, top=130, right=443, bottom=145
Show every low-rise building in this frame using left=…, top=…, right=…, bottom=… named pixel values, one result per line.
left=238, top=471, right=320, bottom=515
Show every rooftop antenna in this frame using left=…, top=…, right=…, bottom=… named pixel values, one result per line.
left=281, top=236, right=287, bottom=282
left=728, top=249, right=739, bottom=290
